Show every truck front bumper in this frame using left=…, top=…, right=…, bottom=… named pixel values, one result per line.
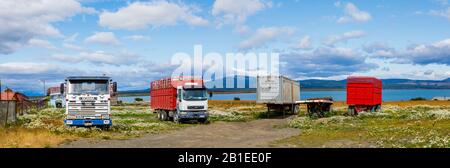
left=65, top=119, right=112, bottom=126
left=178, top=111, right=208, bottom=119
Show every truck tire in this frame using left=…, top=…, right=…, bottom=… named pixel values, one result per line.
left=157, top=110, right=162, bottom=120
left=173, top=114, right=182, bottom=124
left=101, top=125, right=111, bottom=130
left=198, top=118, right=208, bottom=124
left=161, top=111, right=168, bottom=121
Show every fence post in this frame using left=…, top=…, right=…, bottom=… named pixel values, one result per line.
left=5, top=101, right=9, bottom=127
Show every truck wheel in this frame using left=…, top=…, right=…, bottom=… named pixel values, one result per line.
left=161, top=111, right=168, bottom=121
left=157, top=110, right=162, bottom=120
left=173, top=114, right=182, bottom=124
left=198, top=118, right=208, bottom=124
left=101, top=125, right=111, bottom=130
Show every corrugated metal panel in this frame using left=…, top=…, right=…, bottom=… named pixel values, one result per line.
left=150, top=77, right=204, bottom=111
left=346, top=76, right=382, bottom=106
left=257, top=76, right=300, bottom=104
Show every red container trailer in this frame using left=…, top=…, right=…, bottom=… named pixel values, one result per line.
left=151, top=77, right=208, bottom=123
left=346, top=76, right=382, bottom=115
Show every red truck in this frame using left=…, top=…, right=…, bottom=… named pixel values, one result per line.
left=150, top=77, right=208, bottom=123
left=346, top=76, right=382, bottom=115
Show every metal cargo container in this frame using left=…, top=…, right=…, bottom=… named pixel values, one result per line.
left=346, top=76, right=382, bottom=115
left=257, top=75, right=300, bottom=114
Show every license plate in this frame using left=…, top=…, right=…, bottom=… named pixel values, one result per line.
left=199, top=115, right=205, bottom=118
left=84, top=122, right=93, bottom=126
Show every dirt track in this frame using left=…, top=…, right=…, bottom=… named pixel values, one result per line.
left=59, top=118, right=299, bottom=148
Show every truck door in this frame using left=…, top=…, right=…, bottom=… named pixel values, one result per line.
left=177, top=89, right=182, bottom=109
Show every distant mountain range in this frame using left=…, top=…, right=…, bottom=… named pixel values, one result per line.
left=118, top=77, right=450, bottom=95
left=300, top=78, right=450, bottom=89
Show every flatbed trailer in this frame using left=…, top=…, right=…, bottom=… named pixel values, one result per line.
left=297, top=97, right=333, bottom=118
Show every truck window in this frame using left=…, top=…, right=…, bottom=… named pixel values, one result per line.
left=183, top=89, right=207, bottom=101
left=69, top=80, right=109, bottom=95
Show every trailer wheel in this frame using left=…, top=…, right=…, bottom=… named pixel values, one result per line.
left=376, top=105, right=382, bottom=112
left=293, top=105, right=299, bottom=115
left=348, top=106, right=356, bottom=116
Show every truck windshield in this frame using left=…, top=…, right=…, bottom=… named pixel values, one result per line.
left=69, top=80, right=109, bottom=95
left=183, top=89, right=207, bottom=101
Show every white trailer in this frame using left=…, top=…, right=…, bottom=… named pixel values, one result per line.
left=256, top=75, right=300, bottom=114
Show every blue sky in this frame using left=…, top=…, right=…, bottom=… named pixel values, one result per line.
left=0, top=0, right=449, bottom=94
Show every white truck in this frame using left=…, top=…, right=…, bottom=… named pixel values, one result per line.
left=151, top=77, right=208, bottom=123
left=61, top=76, right=117, bottom=127
left=256, top=75, right=300, bottom=115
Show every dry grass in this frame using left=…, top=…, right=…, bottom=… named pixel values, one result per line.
left=273, top=103, right=450, bottom=148
left=331, top=100, right=450, bottom=107
left=0, top=128, right=73, bottom=148
left=208, top=100, right=268, bottom=122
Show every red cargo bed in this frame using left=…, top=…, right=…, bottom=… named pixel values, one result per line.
left=150, top=77, right=204, bottom=111
left=346, top=76, right=382, bottom=106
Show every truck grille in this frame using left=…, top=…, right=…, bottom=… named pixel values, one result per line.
left=68, top=102, right=108, bottom=116
left=187, top=106, right=204, bottom=109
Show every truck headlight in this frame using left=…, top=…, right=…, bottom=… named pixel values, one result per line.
left=66, top=120, right=73, bottom=125
left=67, top=115, right=76, bottom=119
left=102, top=114, right=110, bottom=119
left=103, top=120, right=110, bottom=124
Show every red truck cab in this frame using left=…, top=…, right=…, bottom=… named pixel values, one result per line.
left=346, top=76, right=382, bottom=115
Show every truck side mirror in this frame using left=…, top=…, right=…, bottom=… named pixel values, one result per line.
left=60, top=83, right=65, bottom=94
left=112, top=82, right=117, bottom=93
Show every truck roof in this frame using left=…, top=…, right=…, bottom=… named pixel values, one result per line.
left=66, top=76, right=111, bottom=80
left=347, top=76, right=381, bottom=84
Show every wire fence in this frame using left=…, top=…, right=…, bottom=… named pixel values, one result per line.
left=0, top=100, right=16, bottom=127
left=0, top=99, right=47, bottom=127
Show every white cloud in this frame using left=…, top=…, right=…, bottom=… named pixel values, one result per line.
left=0, top=60, right=175, bottom=92
left=85, top=32, right=120, bottom=45
left=401, top=38, right=450, bottom=65
left=212, top=0, right=272, bottom=33
left=124, top=35, right=150, bottom=41
left=239, top=26, right=295, bottom=49
left=28, top=38, right=56, bottom=50
left=0, top=62, right=58, bottom=74
left=293, top=35, right=312, bottom=50
left=428, top=7, right=450, bottom=20
left=324, top=30, right=365, bottom=46
left=64, top=33, right=79, bottom=42
left=0, top=0, right=95, bottom=54
left=436, top=0, right=449, bottom=5
left=281, top=47, right=377, bottom=77
left=337, top=2, right=372, bottom=23
left=363, top=42, right=397, bottom=58
left=62, top=43, right=84, bottom=51
left=52, top=51, right=139, bottom=65
left=99, top=1, right=208, bottom=30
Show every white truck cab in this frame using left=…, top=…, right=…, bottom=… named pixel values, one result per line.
left=175, top=84, right=208, bottom=123
left=61, top=76, right=117, bottom=127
